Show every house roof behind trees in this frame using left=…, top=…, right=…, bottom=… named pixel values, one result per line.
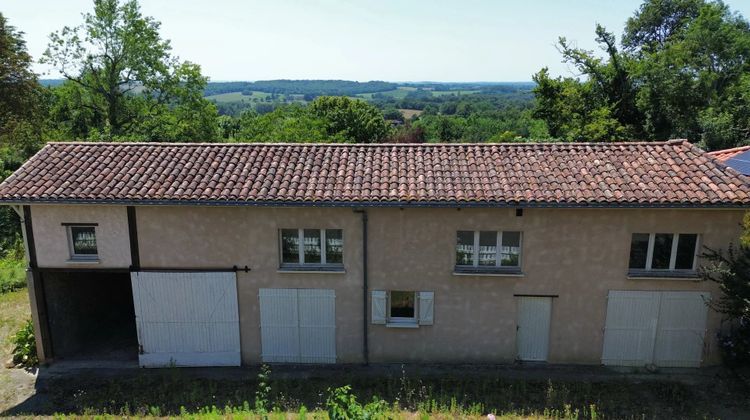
left=707, top=145, right=750, bottom=162
left=0, top=140, right=748, bottom=208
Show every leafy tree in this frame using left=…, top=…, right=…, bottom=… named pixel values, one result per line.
left=700, top=217, right=750, bottom=366
left=308, top=96, right=391, bottom=143
left=533, top=0, right=750, bottom=149
left=0, top=13, right=45, bottom=155
left=237, top=105, right=343, bottom=143
left=41, top=0, right=219, bottom=141
left=0, top=13, right=47, bottom=256
left=382, top=107, right=404, bottom=122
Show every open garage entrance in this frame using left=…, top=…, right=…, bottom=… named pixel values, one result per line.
left=41, top=270, right=138, bottom=361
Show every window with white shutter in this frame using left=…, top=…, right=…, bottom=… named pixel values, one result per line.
left=371, top=290, right=435, bottom=328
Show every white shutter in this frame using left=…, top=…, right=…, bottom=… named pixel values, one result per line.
left=418, top=291, right=434, bottom=325
left=371, top=291, right=387, bottom=324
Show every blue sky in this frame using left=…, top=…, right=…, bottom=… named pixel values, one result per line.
left=4, top=0, right=750, bottom=82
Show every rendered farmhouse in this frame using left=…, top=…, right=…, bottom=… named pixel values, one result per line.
left=0, top=140, right=748, bottom=368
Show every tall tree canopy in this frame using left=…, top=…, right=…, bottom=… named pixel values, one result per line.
left=41, top=0, right=219, bottom=141
left=236, top=97, right=392, bottom=143
left=0, top=13, right=45, bottom=157
left=533, top=0, right=750, bottom=149
left=308, top=96, right=392, bottom=143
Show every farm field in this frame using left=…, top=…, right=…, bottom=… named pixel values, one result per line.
left=399, top=108, right=423, bottom=119
left=205, top=91, right=274, bottom=103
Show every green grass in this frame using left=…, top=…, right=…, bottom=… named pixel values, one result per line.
left=205, top=92, right=256, bottom=103
left=356, top=88, right=413, bottom=99
left=27, top=366, right=745, bottom=418
left=0, top=258, right=25, bottom=294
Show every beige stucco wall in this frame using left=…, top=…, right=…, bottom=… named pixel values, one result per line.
left=30, top=205, right=131, bottom=268
left=365, top=207, right=742, bottom=365
left=27, top=204, right=745, bottom=366
left=135, top=206, right=365, bottom=364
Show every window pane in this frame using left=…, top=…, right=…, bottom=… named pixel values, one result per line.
left=478, top=231, right=497, bottom=266
left=628, top=233, right=650, bottom=269
left=71, top=226, right=97, bottom=255
left=281, top=229, right=299, bottom=264
left=390, top=291, right=415, bottom=318
left=303, top=229, right=321, bottom=264
left=456, top=231, right=474, bottom=265
left=501, top=231, right=521, bottom=266
left=325, top=229, right=343, bottom=264
left=675, top=234, right=698, bottom=270
left=652, top=233, right=674, bottom=269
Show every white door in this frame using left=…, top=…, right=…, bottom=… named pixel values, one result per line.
left=601, top=291, right=661, bottom=367
left=517, top=297, right=552, bottom=361
left=130, top=271, right=241, bottom=367
left=653, top=292, right=710, bottom=367
left=602, top=291, right=709, bottom=367
left=259, top=288, right=336, bottom=363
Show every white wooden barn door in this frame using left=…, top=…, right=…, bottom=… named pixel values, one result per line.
left=130, top=271, right=241, bottom=367
left=601, top=291, right=661, bottom=367
left=516, top=296, right=552, bottom=361
left=602, top=290, right=709, bottom=367
left=653, top=292, right=710, bottom=367
left=259, top=288, right=336, bottom=364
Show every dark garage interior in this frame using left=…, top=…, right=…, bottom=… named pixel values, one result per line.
left=41, top=271, right=138, bottom=360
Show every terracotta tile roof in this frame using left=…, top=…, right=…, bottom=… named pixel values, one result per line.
left=707, top=145, right=750, bottom=162
left=0, top=140, right=748, bottom=207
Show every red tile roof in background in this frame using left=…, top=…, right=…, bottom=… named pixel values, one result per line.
left=707, top=145, right=750, bottom=162
left=0, top=140, right=748, bottom=207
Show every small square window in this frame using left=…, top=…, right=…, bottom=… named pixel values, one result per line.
left=389, top=291, right=416, bottom=322
left=68, top=226, right=98, bottom=259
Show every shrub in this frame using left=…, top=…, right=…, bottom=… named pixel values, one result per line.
left=717, top=318, right=750, bottom=367
left=10, top=319, right=38, bottom=367
left=325, top=385, right=387, bottom=420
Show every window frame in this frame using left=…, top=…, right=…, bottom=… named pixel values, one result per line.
left=66, top=225, right=99, bottom=261
left=629, top=233, right=700, bottom=272
left=455, top=230, right=523, bottom=270
left=279, top=228, right=344, bottom=269
left=388, top=290, right=418, bottom=325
